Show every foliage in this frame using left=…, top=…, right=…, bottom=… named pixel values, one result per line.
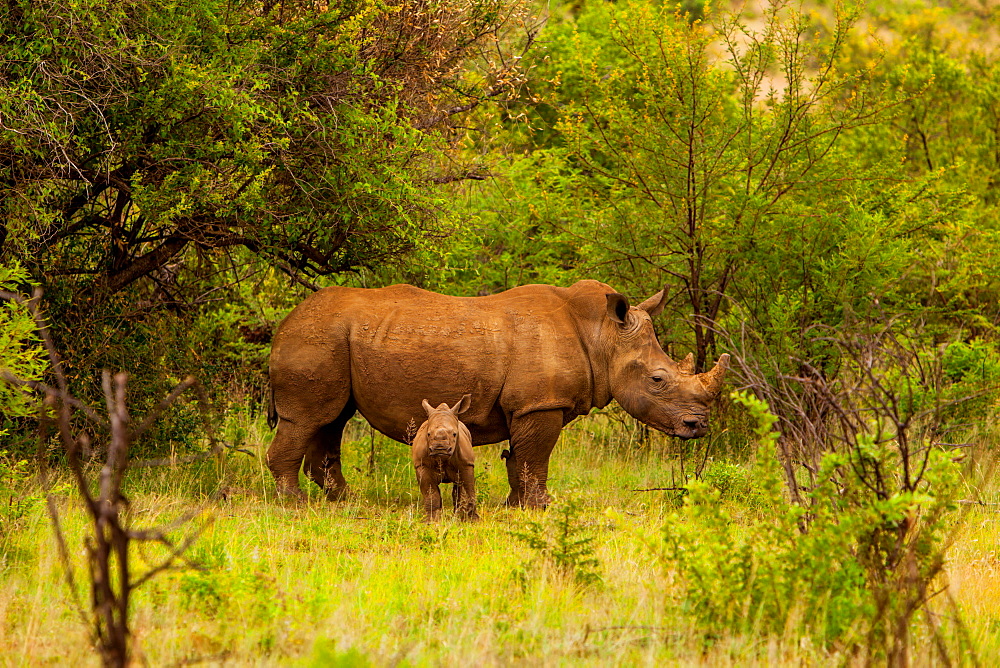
left=403, top=153, right=584, bottom=295
left=179, top=542, right=280, bottom=623
left=307, top=642, right=374, bottom=668
left=833, top=4, right=1000, bottom=332
left=441, top=0, right=935, bottom=371
left=0, top=0, right=529, bottom=294
left=0, top=453, right=43, bottom=544
left=0, top=0, right=534, bottom=445
left=0, top=450, right=71, bottom=567
left=658, top=388, right=971, bottom=659
left=510, top=493, right=601, bottom=587
left=700, top=460, right=765, bottom=508
left=843, top=6, right=1000, bottom=198
left=659, top=391, right=870, bottom=645
left=0, top=262, right=46, bottom=432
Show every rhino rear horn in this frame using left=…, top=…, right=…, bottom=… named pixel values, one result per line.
left=637, top=286, right=668, bottom=317
left=678, top=352, right=695, bottom=374
left=699, top=354, right=731, bottom=396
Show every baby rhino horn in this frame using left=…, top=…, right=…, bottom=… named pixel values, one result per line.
left=698, top=354, right=731, bottom=396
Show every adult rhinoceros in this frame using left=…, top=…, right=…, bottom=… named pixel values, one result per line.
left=266, top=279, right=729, bottom=507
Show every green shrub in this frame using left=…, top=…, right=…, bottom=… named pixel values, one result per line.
left=656, top=390, right=966, bottom=655
left=306, top=641, right=373, bottom=668
left=659, top=396, right=871, bottom=645
left=178, top=542, right=280, bottom=623
left=511, top=494, right=601, bottom=588
left=0, top=453, right=42, bottom=541
left=0, top=450, right=70, bottom=569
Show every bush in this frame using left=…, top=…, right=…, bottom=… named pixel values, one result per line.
left=0, top=453, right=42, bottom=541
left=659, top=394, right=870, bottom=646
left=656, top=390, right=968, bottom=658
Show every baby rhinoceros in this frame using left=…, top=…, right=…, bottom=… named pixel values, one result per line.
left=412, top=394, right=478, bottom=522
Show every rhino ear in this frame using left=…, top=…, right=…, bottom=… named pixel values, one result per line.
left=637, top=286, right=668, bottom=317
left=606, top=293, right=630, bottom=324
left=679, top=352, right=696, bottom=374
left=451, top=393, right=472, bottom=415
left=421, top=399, right=435, bottom=416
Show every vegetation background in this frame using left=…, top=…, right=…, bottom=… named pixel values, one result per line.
left=2, top=0, right=1000, bottom=664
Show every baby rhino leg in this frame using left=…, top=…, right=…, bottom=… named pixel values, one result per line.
left=417, top=467, right=443, bottom=521
left=453, top=465, right=479, bottom=521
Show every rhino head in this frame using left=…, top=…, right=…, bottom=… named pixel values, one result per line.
left=604, top=289, right=729, bottom=440
left=420, top=394, right=471, bottom=458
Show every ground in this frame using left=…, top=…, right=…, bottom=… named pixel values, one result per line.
left=2, top=413, right=998, bottom=665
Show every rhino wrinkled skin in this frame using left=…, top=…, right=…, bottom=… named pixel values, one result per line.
left=411, top=395, right=478, bottom=521
left=267, top=279, right=729, bottom=507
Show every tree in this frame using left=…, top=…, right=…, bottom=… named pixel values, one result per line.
left=448, top=0, right=942, bottom=371
left=545, top=1, right=909, bottom=368
left=0, top=0, right=533, bottom=302
left=0, top=0, right=537, bottom=425
left=835, top=7, right=1000, bottom=334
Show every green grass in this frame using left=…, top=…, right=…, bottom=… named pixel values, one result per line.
left=1, top=414, right=998, bottom=665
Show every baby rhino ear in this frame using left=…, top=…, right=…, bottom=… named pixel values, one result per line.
left=422, top=399, right=434, bottom=416
left=451, top=393, right=472, bottom=415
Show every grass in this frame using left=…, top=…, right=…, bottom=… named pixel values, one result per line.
left=1, top=413, right=999, bottom=666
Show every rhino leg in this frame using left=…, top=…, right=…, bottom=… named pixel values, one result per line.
left=268, top=420, right=324, bottom=499
left=267, top=348, right=352, bottom=499
left=505, top=410, right=563, bottom=509
left=303, top=400, right=356, bottom=501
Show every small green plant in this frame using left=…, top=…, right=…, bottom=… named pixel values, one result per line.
left=0, top=453, right=42, bottom=539
left=0, top=452, right=71, bottom=556
left=176, top=541, right=281, bottom=628
left=0, top=262, right=46, bottom=450
left=416, top=524, right=451, bottom=552
left=510, top=494, right=601, bottom=588
left=700, top=460, right=763, bottom=507
left=307, top=640, right=373, bottom=667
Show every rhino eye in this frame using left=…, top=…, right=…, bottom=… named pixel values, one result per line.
left=652, top=375, right=663, bottom=383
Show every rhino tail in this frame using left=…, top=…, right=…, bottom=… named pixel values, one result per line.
left=267, top=386, right=278, bottom=429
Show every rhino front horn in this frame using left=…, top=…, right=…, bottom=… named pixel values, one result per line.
left=699, top=353, right=731, bottom=395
